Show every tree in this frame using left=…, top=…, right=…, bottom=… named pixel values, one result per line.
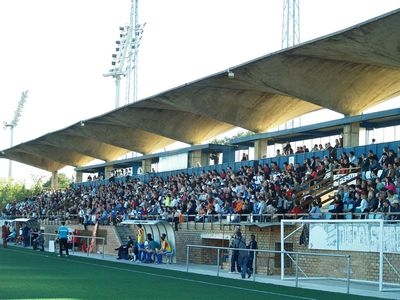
left=42, top=173, right=72, bottom=190
left=209, top=130, right=254, bottom=145
left=0, top=179, right=31, bottom=212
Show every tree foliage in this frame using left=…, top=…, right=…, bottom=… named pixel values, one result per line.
left=0, top=173, right=71, bottom=212
left=0, top=179, right=32, bottom=211
left=209, top=130, right=254, bottom=145
left=42, top=173, right=71, bottom=190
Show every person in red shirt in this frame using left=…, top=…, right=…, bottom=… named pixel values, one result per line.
left=2, top=221, right=10, bottom=248
left=290, top=201, right=303, bottom=218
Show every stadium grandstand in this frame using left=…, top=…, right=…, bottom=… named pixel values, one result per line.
left=1, top=8, right=400, bottom=295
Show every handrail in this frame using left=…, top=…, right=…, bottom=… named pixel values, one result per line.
left=297, top=170, right=360, bottom=209
left=43, top=232, right=105, bottom=258
left=7, top=207, right=399, bottom=229
left=185, top=244, right=351, bottom=293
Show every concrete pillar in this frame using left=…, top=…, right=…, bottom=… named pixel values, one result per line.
left=142, top=158, right=152, bottom=173
left=75, top=171, right=83, bottom=183
left=105, top=166, right=114, bottom=179
left=254, top=139, right=268, bottom=159
left=343, top=122, right=360, bottom=147
left=51, top=170, right=58, bottom=190
left=189, top=150, right=203, bottom=168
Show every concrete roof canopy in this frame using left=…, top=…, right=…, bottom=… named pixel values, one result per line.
left=1, top=8, right=400, bottom=173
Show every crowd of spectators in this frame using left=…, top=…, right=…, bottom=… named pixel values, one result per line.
left=2, top=144, right=400, bottom=225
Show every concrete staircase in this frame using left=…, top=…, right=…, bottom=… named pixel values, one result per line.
left=115, top=224, right=134, bottom=245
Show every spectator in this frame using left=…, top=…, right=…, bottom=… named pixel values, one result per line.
left=348, top=151, right=359, bottom=167
left=367, top=191, right=379, bottom=212
left=391, top=199, right=400, bottom=220
left=387, top=190, right=399, bottom=206
left=283, top=142, right=292, bottom=155
left=334, top=138, right=342, bottom=149
left=360, top=153, right=370, bottom=180
left=33, top=229, right=45, bottom=251
left=325, top=142, right=337, bottom=162
left=329, top=195, right=344, bottom=219
left=309, top=200, right=322, bottom=219
left=378, top=198, right=392, bottom=220
left=378, top=147, right=389, bottom=167
left=383, top=177, right=396, bottom=194
left=355, top=192, right=369, bottom=219
left=247, top=234, right=258, bottom=277
left=229, top=226, right=241, bottom=274
left=22, top=224, right=30, bottom=247
left=289, top=200, right=303, bottom=218
left=368, top=151, right=380, bottom=175
left=231, top=230, right=250, bottom=279
left=241, top=153, right=248, bottom=161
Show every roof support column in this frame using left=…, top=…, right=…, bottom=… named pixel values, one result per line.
left=142, top=158, right=152, bottom=173
left=188, top=150, right=208, bottom=168
left=342, top=122, right=360, bottom=147
left=254, top=138, right=268, bottom=159
left=104, top=166, right=114, bottom=179
left=51, top=170, right=58, bottom=190
left=75, top=171, right=83, bottom=183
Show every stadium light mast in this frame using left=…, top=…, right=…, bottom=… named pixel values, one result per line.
left=282, top=0, right=301, bottom=130
left=3, top=90, right=28, bottom=179
left=281, top=0, right=300, bottom=48
left=104, top=0, right=145, bottom=107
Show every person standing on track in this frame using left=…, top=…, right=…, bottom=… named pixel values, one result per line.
left=2, top=221, right=10, bottom=248
left=57, top=221, right=69, bottom=257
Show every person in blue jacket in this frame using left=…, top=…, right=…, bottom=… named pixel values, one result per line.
left=57, top=221, right=69, bottom=257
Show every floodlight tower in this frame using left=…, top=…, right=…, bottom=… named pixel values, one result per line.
left=282, top=0, right=300, bottom=130
left=104, top=0, right=145, bottom=107
left=282, top=0, right=300, bottom=48
left=3, top=90, right=28, bottom=179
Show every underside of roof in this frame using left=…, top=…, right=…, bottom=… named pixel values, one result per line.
left=1, top=9, right=400, bottom=173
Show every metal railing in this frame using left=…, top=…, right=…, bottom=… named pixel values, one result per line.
left=43, top=233, right=105, bottom=258
left=185, top=244, right=352, bottom=294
